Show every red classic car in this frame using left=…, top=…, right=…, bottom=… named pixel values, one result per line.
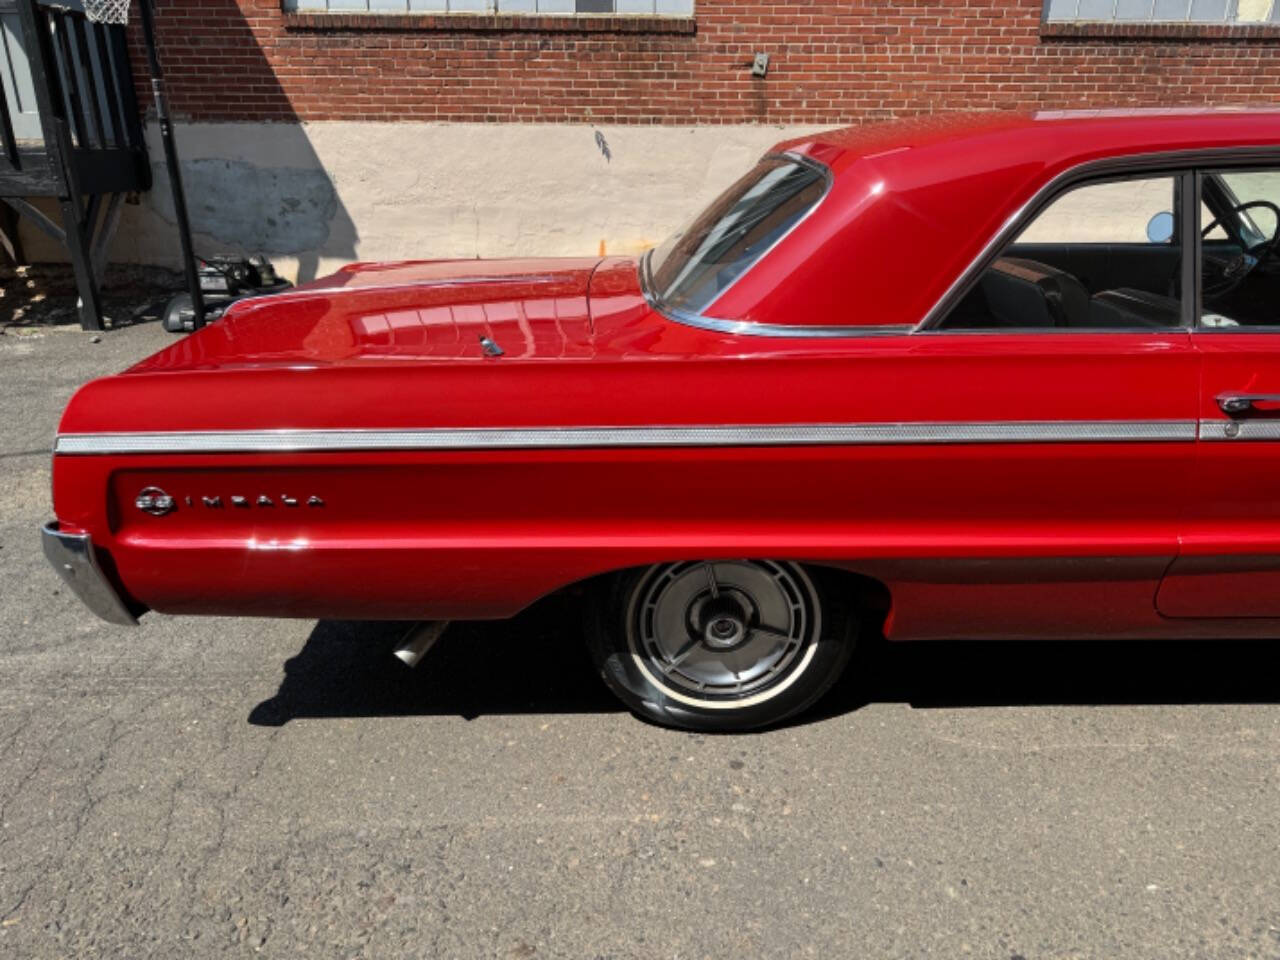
left=43, top=108, right=1280, bottom=730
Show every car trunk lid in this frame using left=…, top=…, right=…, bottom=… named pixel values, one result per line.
left=127, top=257, right=603, bottom=373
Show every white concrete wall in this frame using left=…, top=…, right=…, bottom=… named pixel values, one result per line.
left=17, top=121, right=819, bottom=283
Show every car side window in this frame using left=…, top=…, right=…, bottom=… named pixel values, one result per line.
left=940, top=175, right=1184, bottom=331
left=1199, top=168, right=1280, bottom=329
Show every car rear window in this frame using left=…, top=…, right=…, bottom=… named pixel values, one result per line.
left=647, top=155, right=827, bottom=316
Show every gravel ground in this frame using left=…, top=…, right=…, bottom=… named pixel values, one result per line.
left=2, top=317, right=1279, bottom=959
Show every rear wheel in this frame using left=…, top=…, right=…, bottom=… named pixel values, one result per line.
left=587, top=561, right=855, bottom=731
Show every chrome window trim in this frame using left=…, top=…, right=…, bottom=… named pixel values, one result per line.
left=917, top=147, right=1280, bottom=333
left=639, top=250, right=912, bottom=339
left=54, top=420, right=1198, bottom=455
left=698, top=151, right=834, bottom=313
left=910, top=327, right=1191, bottom=337
left=1191, top=325, right=1280, bottom=333
left=643, top=147, right=1280, bottom=340
left=641, top=151, right=865, bottom=338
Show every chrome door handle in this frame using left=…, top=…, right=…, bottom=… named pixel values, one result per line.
left=1216, top=392, right=1280, bottom=417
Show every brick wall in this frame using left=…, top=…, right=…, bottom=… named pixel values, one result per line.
left=137, top=0, right=1280, bottom=124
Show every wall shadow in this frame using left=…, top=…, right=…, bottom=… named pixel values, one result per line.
left=123, top=1, right=357, bottom=283
left=251, top=604, right=1280, bottom=727
left=11, top=2, right=358, bottom=283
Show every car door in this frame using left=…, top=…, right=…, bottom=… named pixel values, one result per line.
left=1156, top=165, right=1280, bottom=618
left=886, top=169, right=1200, bottom=640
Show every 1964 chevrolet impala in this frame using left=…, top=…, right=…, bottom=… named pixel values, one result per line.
left=42, top=108, right=1280, bottom=730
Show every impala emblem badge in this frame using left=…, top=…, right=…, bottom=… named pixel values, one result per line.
left=135, top=486, right=175, bottom=516
left=137, top=488, right=323, bottom=515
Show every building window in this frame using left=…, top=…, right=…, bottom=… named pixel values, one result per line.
left=287, top=0, right=694, bottom=13
left=1045, top=0, right=1280, bottom=23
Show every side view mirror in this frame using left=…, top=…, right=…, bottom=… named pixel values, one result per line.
left=1146, top=211, right=1175, bottom=244
left=1250, top=207, right=1279, bottom=244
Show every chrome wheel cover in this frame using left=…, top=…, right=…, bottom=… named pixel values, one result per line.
left=625, top=561, right=821, bottom=708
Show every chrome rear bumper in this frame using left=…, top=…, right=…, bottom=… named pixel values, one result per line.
left=41, top=522, right=139, bottom=626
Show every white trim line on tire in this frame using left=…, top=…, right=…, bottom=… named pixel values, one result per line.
left=624, top=561, right=823, bottom=711
left=629, top=638, right=822, bottom=710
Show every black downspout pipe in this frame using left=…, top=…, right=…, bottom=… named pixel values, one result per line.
left=136, top=0, right=204, bottom=328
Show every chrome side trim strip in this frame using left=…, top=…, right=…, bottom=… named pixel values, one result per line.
left=55, top=420, right=1198, bottom=455
left=1200, top=419, right=1280, bottom=441
left=41, top=521, right=138, bottom=626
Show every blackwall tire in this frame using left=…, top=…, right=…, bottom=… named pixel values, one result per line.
left=587, top=561, right=855, bottom=732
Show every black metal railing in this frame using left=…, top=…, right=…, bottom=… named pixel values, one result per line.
left=0, top=0, right=151, bottom=329
left=0, top=0, right=146, bottom=181
left=46, top=3, right=142, bottom=152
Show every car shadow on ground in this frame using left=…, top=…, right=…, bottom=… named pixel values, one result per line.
left=248, top=596, right=620, bottom=726
left=809, top=634, right=1280, bottom=726
left=250, top=597, right=1280, bottom=727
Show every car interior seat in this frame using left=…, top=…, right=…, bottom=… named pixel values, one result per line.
left=978, top=257, right=1181, bottom=329
left=979, top=257, right=1091, bottom=327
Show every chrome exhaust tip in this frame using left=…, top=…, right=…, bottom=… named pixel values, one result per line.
left=393, top=621, right=450, bottom=668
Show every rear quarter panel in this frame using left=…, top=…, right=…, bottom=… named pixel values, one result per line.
left=53, top=333, right=1203, bottom=636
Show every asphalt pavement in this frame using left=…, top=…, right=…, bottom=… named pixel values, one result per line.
left=2, top=319, right=1279, bottom=958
